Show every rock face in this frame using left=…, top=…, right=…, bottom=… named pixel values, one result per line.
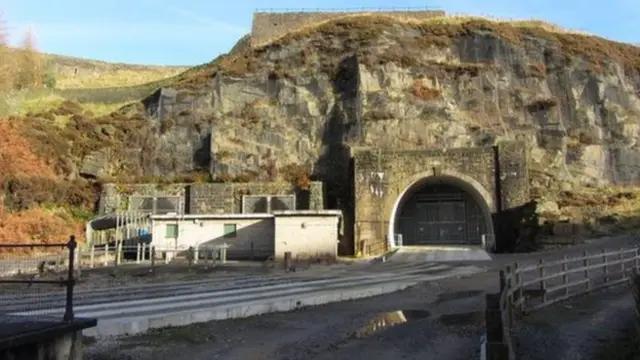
left=95, top=16, right=640, bottom=238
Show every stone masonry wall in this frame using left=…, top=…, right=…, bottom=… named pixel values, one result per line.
left=494, top=141, right=533, bottom=252
left=100, top=181, right=324, bottom=215
left=251, top=10, right=446, bottom=48
left=99, top=183, right=187, bottom=214
left=352, top=143, right=529, bottom=255
left=189, top=181, right=324, bottom=214
left=497, top=141, right=530, bottom=209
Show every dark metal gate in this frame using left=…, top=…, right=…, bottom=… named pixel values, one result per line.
left=397, top=184, right=485, bottom=246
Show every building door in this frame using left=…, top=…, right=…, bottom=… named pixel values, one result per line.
left=396, top=183, right=485, bottom=246
left=415, top=201, right=467, bottom=245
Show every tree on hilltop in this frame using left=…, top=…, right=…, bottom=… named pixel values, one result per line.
left=0, top=11, right=14, bottom=92
left=15, top=27, right=45, bottom=90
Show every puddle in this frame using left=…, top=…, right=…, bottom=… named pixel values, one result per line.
left=352, top=310, right=431, bottom=338
left=438, top=311, right=485, bottom=326
left=435, top=290, right=485, bottom=304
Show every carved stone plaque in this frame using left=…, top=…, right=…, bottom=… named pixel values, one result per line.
left=369, top=172, right=387, bottom=198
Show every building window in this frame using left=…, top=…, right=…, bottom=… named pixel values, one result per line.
left=165, top=224, right=178, bottom=238
left=223, top=223, right=237, bottom=238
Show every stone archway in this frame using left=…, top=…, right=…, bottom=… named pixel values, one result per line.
left=387, top=170, right=495, bottom=250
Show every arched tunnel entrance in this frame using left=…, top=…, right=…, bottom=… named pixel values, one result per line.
left=388, top=175, right=495, bottom=250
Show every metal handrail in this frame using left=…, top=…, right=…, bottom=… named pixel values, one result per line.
left=0, top=235, right=77, bottom=322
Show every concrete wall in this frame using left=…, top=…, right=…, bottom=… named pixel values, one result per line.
left=273, top=211, right=341, bottom=261
left=99, top=181, right=324, bottom=215
left=0, top=330, right=84, bottom=360
left=251, top=10, right=446, bottom=48
left=151, top=215, right=274, bottom=260
left=352, top=143, right=529, bottom=255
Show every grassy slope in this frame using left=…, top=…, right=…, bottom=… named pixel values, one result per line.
left=43, top=52, right=189, bottom=89
left=2, top=53, right=189, bottom=117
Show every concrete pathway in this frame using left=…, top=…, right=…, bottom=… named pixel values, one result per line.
left=387, top=246, right=493, bottom=262
left=7, top=261, right=486, bottom=337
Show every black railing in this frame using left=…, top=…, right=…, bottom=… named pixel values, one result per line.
left=0, top=235, right=77, bottom=322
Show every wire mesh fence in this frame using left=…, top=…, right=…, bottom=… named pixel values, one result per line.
left=0, top=236, right=77, bottom=320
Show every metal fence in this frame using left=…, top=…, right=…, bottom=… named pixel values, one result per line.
left=254, top=7, right=441, bottom=12
left=79, top=243, right=232, bottom=270
left=0, top=236, right=77, bottom=321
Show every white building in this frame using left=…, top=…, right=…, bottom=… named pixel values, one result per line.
left=150, top=210, right=342, bottom=261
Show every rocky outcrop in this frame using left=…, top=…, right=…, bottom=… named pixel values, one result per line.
left=147, top=22, right=640, bottom=181
left=84, top=16, right=640, bottom=239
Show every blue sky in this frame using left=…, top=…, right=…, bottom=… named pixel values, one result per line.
left=2, top=0, right=639, bottom=66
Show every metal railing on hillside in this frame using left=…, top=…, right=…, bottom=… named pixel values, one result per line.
left=0, top=236, right=77, bottom=322
left=485, top=247, right=640, bottom=360
left=254, top=7, right=441, bottom=12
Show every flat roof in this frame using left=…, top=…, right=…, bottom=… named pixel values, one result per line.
left=272, top=210, right=342, bottom=217
left=151, top=210, right=343, bottom=221
left=87, top=212, right=151, bottom=231
left=151, top=213, right=273, bottom=221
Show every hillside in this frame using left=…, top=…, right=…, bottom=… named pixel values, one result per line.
left=2, top=53, right=189, bottom=130
left=42, top=53, right=189, bottom=89
left=5, top=14, right=640, bottom=245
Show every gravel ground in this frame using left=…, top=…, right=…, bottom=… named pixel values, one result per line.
left=82, top=235, right=640, bottom=360
left=515, top=285, right=639, bottom=360
left=84, top=271, right=498, bottom=360
left=83, top=272, right=640, bottom=360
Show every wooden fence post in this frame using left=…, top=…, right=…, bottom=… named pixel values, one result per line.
left=485, top=293, right=510, bottom=360
left=562, top=255, right=569, bottom=297
left=603, top=249, right=609, bottom=283
left=514, top=262, right=523, bottom=313
left=539, top=259, right=547, bottom=304
left=505, top=265, right=513, bottom=323
left=583, top=251, right=590, bottom=292
left=632, top=271, right=640, bottom=337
